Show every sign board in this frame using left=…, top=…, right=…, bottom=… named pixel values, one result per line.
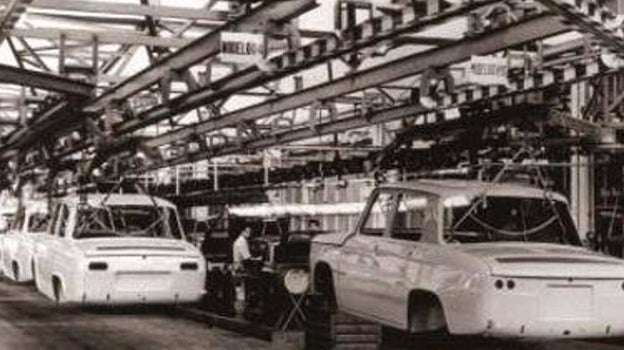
left=263, top=148, right=282, bottom=168
left=219, top=32, right=266, bottom=65
left=467, top=55, right=509, bottom=87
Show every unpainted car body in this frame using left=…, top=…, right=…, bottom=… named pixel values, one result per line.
left=2, top=200, right=49, bottom=282
left=311, top=180, right=624, bottom=339
left=0, top=201, right=18, bottom=274
left=33, top=194, right=206, bottom=305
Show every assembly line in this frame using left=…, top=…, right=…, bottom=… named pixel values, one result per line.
left=3, top=0, right=624, bottom=349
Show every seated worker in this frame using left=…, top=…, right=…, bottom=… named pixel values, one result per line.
left=232, top=226, right=261, bottom=315
left=233, top=226, right=254, bottom=271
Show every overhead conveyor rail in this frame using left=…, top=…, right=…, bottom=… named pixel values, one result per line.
left=137, top=56, right=606, bottom=171
left=142, top=13, right=570, bottom=150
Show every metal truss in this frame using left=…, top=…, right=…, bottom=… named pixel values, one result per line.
left=2, top=0, right=624, bottom=193
left=11, top=0, right=525, bottom=167
left=113, top=0, right=507, bottom=135
left=137, top=58, right=607, bottom=172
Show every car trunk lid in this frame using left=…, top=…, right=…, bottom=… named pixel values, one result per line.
left=78, top=238, right=196, bottom=258
left=456, top=242, right=624, bottom=279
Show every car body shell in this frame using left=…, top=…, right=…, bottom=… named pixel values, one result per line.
left=2, top=200, right=49, bottom=282
left=33, top=194, right=206, bottom=305
left=0, top=200, right=18, bottom=268
left=310, top=180, right=624, bottom=339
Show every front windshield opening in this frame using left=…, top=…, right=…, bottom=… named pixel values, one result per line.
left=445, top=196, right=581, bottom=245
left=74, top=205, right=182, bottom=240
left=28, top=213, right=49, bottom=233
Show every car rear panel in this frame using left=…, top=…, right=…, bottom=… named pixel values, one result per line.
left=483, top=277, right=624, bottom=338
left=76, top=239, right=205, bottom=304
left=445, top=243, right=624, bottom=338
left=80, top=255, right=205, bottom=304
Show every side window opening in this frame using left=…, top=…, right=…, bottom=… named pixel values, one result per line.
left=28, top=213, right=50, bottom=233
left=57, top=205, right=69, bottom=238
left=391, top=193, right=428, bottom=242
left=168, top=209, right=183, bottom=240
left=12, top=205, right=25, bottom=232
left=48, top=204, right=59, bottom=236
left=361, top=192, right=397, bottom=237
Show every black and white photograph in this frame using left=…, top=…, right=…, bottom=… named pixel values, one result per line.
left=0, top=0, right=624, bottom=349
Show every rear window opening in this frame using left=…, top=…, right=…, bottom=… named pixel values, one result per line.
left=445, top=196, right=581, bottom=246
left=74, top=205, right=183, bottom=240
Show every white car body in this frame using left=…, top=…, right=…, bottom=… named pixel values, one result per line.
left=2, top=200, right=49, bottom=282
left=311, top=180, right=624, bottom=339
left=33, top=193, right=206, bottom=305
left=0, top=200, right=20, bottom=275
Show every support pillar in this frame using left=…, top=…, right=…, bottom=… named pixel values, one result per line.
left=570, top=152, right=593, bottom=239
left=570, top=82, right=595, bottom=240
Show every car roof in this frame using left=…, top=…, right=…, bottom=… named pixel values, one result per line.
left=379, top=179, right=568, bottom=203
left=59, top=193, right=177, bottom=209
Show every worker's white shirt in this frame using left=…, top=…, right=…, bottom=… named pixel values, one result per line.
left=233, top=234, right=251, bottom=268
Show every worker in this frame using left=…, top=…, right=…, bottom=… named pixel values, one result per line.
left=200, top=222, right=212, bottom=257
left=233, top=226, right=253, bottom=271
left=232, top=226, right=258, bottom=316
left=307, top=219, right=321, bottom=231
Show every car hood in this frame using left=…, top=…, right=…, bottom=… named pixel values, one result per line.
left=76, top=238, right=200, bottom=258
left=454, top=242, right=624, bottom=279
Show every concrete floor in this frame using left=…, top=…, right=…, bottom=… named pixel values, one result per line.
left=0, top=277, right=272, bottom=350
left=1, top=276, right=624, bottom=350
left=383, top=331, right=624, bottom=350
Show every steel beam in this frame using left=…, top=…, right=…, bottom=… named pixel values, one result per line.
left=30, top=0, right=230, bottom=22
left=26, top=12, right=333, bottom=38
left=0, top=63, right=93, bottom=96
left=145, top=14, right=569, bottom=149
left=85, top=0, right=317, bottom=112
left=0, top=100, right=75, bottom=155
left=10, top=28, right=194, bottom=48
left=537, top=0, right=624, bottom=54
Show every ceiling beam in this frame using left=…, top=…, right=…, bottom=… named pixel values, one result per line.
left=25, top=12, right=335, bottom=38
left=0, top=63, right=93, bottom=96
left=29, top=0, right=229, bottom=22
left=10, top=27, right=194, bottom=47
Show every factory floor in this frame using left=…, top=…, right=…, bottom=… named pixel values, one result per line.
left=382, top=329, right=624, bottom=350
left=0, top=277, right=270, bottom=350
left=0, top=276, right=624, bottom=350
